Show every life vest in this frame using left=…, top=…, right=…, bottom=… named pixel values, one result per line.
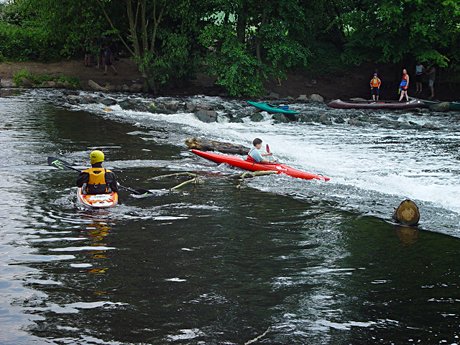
left=370, top=77, right=381, bottom=88
left=82, top=167, right=112, bottom=194
left=400, top=75, right=408, bottom=89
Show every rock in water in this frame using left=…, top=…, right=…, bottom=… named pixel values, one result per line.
left=393, top=199, right=420, bottom=226
left=309, top=94, right=325, bottom=103
left=272, top=114, right=289, bottom=123
left=251, top=112, right=264, bottom=122
left=296, top=94, right=309, bottom=102
left=100, top=98, right=117, bottom=106
left=195, top=110, right=218, bottom=123
left=430, top=102, right=450, bottom=112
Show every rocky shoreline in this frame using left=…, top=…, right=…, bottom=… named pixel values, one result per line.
left=25, top=88, right=438, bottom=132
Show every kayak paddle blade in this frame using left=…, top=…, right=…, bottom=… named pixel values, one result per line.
left=48, top=157, right=71, bottom=170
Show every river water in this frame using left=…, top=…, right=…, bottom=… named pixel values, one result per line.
left=1, top=89, right=460, bottom=344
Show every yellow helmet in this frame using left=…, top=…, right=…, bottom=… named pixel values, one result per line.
left=90, top=150, right=105, bottom=165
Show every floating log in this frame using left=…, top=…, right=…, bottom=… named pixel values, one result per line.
left=393, top=199, right=420, bottom=226
left=235, top=171, right=278, bottom=179
left=185, top=137, right=250, bottom=155
left=88, top=79, right=108, bottom=92
left=171, top=177, right=199, bottom=190
left=150, top=172, right=197, bottom=180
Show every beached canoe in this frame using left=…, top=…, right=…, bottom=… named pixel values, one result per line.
left=191, top=149, right=329, bottom=181
left=247, top=101, right=299, bottom=115
left=328, top=99, right=425, bottom=110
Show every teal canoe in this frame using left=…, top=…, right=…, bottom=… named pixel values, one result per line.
left=247, top=101, right=299, bottom=115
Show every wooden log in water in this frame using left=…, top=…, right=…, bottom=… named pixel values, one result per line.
left=393, top=199, right=420, bottom=226
left=185, top=137, right=250, bottom=155
left=235, top=171, right=278, bottom=179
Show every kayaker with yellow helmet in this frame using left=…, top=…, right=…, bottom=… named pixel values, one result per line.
left=76, top=150, right=118, bottom=195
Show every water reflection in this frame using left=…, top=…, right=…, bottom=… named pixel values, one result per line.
left=394, top=225, right=419, bottom=246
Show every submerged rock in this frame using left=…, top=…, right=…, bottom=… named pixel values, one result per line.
left=272, top=113, right=289, bottom=123
left=430, top=102, right=450, bottom=112
left=250, top=112, right=264, bottom=122
left=319, top=113, right=332, bottom=125
left=100, top=98, right=117, bottom=106
left=309, top=94, right=324, bottom=103
left=195, top=109, right=218, bottom=123
left=297, top=94, right=309, bottom=102
left=334, top=116, right=346, bottom=124
left=185, top=102, right=197, bottom=112
left=297, top=114, right=316, bottom=123
left=348, top=118, right=366, bottom=127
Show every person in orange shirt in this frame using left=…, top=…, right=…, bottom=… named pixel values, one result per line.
left=370, top=73, right=382, bottom=101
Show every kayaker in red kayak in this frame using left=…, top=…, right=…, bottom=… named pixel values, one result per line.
left=77, top=150, right=119, bottom=195
left=247, top=138, right=275, bottom=163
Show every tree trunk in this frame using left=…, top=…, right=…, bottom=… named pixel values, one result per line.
left=185, top=138, right=250, bottom=155
left=236, top=1, right=247, bottom=44
left=126, top=0, right=141, bottom=56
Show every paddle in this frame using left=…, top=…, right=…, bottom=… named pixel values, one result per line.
left=47, top=157, right=153, bottom=195
left=265, top=144, right=277, bottom=163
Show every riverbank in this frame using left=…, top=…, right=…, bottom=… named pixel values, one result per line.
left=0, top=59, right=458, bottom=100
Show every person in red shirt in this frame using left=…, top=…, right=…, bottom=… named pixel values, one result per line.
left=399, top=69, right=410, bottom=102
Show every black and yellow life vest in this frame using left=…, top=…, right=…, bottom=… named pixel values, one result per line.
left=82, top=167, right=112, bottom=194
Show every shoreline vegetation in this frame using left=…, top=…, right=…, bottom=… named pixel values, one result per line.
left=0, top=59, right=458, bottom=101
left=0, top=1, right=458, bottom=100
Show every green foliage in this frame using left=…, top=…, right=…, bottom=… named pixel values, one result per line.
left=341, top=0, right=460, bottom=67
left=0, top=22, right=58, bottom=61
left=1, top=0, right=459, bottom=95
left=0, top=0, right=108, bottom=60
left=13, top=69, right=80, bottom=88
left=138, top=33, right=197, bottom=90
left=259, top=21, right=310, bottom=80
left=199, top=24, right=264, bottom=97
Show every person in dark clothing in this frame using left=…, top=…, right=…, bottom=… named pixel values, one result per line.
left=103, top=45, right=118, bottom=75
left=77, top=150, right=118, bottom=195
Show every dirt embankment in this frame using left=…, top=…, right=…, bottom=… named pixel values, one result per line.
left=0, top=59, right=457, bottom=101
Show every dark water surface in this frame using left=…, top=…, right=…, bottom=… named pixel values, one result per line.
left=1, top=94, right=460, bottom=344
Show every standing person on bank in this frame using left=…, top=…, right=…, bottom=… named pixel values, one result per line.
left=415, top=62, right=424, bottom=94
left=426, top=65, right=436, bottom=99
left=370, top=73, right=382, bottom=101
left=399, top=69, right=410, bottom=102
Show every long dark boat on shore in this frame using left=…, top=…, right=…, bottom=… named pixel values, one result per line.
left=328, top=99, right=425, bottom=110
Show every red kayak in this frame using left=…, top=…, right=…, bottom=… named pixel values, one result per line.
left=191, top=149, right=330, bottom=181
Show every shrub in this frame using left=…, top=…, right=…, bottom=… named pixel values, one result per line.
left=13, top=69, right=80, bottom=88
